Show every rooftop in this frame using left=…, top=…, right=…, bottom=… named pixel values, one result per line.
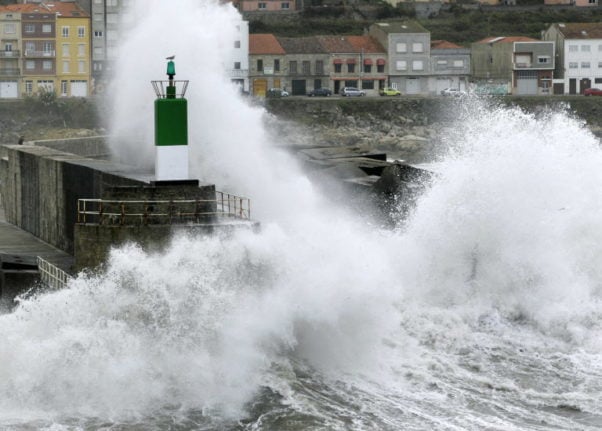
left=249, top=34, right=285, bottom=55
left=555, top=22, right=602, bottom=39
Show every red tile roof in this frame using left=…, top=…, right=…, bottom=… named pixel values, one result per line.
left=317, top=35, right=384, bottom=54
left=249, top=34, right=285, bottom=55
left=346, top=35, right=385, bottom=53
left=0, top=2, right=88, bottom=16
left=555, top=22, right=602, bottom=39
left=431, top=40, right=463, bottom=49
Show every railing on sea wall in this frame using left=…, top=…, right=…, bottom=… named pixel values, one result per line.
left=37, top=256, right=73, bottom=290
left=76, top=191, right=250, bottom=226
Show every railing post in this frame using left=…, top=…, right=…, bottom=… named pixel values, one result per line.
left=120, top=202, right=125, bottom=225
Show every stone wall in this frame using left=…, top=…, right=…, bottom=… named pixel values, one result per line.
left=0, top=144, right=145, bottom=255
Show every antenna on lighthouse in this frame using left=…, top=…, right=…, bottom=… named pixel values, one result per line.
left=151, top=58, right=189, bottom=181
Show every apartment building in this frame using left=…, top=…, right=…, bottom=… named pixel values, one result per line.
left=0, top=7, right=21, bottom=98
left=317, top=35, right=386, bottom=95
left=543, top=22, right=602, bottom=94
left=249, top=33, right=286, bottom=97
left=430, top=39, right=470, bottom=94
left=274, top=36, right=326, bottom=96
left=0, top=2, right=90, bottom=98
left=369, top=21, right=431, bottom=95
left=54, top=1, right=91, bottom=97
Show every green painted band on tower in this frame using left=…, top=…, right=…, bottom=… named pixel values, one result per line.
left=155, top=98, right=188, bottom=146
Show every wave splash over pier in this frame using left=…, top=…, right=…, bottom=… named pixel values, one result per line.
left=1, top=1, right=602, bottom=429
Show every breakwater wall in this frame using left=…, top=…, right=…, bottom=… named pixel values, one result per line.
left=264, top=96, right=602, bottom=131
left=0, top=142, right=144, bottom=255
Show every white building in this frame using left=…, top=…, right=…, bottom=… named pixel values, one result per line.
left=542, top=22, right=602, bottom=94
left=226, top=20, right=249, bottom=93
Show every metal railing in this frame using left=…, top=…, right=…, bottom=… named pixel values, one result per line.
left=0, top=50, right=20, bottom=58
left=77, top=191, right=250, bottom=226
left=0, top=68, right=20, bottom=76
left=37, top=256, right=73, bottom=290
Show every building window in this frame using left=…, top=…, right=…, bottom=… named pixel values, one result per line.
left=569, top=62, right=578, bottom=69
left=258, top=2, right=266, bottom=8
left=234, top=40, right=240, bottom=49
left=43, top=42, right=53, bottom=54
left=302, top=61, right=310, bottom=74
left=581, top=45, right=591, bottom=52
left=42, top=60, right=52, bottom=70
left=537, top=56, right=550, bottom=64
left=63, top=61, right=70, bottom=72
left=234, top=61, right=241, bottom=70
left=377, top=64, right=384, bottom=73
left=274, top=59, right=280, bottom=72
left=395, top=60, right=407, bottom=71
left=412, top=42, right=423, bottom=53
left=4, top=43, right=12, bottom=52
left=412, top=60, right=424, bottom=71
left=42, top=24, right=51, bottom=33
left=362, top=80, right=375, bottom=89
left=62, top=26, right=69, bottom=37
left=334, top=63, right=341, bottom=73
left=581, top=62, right=590, bottom=68
left=94, top=13, right=103, bottom=21
left=4, top=23, right=15, bottom=34
left=25, top=80, right=33, bottom=94
left=257, top=59, right=263, bottom=72
left=78, top=61, right=85, bottom=73
left=25, top=24, right=35, bottom=33
left=347, top=63, right=355, bottom=73
left=569, top=45, right=578, bottom=52
left=281, top=2, right=290, bottom=8
left=62, top=44, right=70, bottom=56
left=61, top=80, right=68, bottom=96
left=25, top=42, right=35, bottom=54
left=314, top=60, right=323, bottom=75
left=437, top=60, right=447, bottom=67
left=598, top=62, right=602, bottom=68
left=289, top=61, right=297, bottom=74
left=395, top=42, right=407, bottom=53
left=78, top=27, right=85, bottom=38
left=107, top=0, right=118, bottom=5
left=363, top=63, right=371, bottom=73
left=596, top=78, right=602, bottom=83
left=93, top=47, right=103, bottom=56
left=78, top=44, right=85, bottom=57
left=94, top=30, right=103, bottom=38
left=25, top=60, right=35, bottom=70
left=453, top=60, right=464, bottom=68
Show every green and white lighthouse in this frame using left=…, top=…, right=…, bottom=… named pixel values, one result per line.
left=152, top=58, right=190, bottom=181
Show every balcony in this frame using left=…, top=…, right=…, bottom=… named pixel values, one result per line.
left=227, top=68, right=249, bottom=78
left=0, top=50, right=20, bottom=58
left=0, top=68, right=20, bottom=76
left=24, top=50, right=55, bottom=58
left=514, top=62, right=532, bottom=69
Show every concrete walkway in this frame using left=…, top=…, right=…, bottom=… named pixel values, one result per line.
left=0, top=198, right=74, bottom=274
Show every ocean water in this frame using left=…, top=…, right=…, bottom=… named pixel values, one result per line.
left=1, top=1, right=602, bottom=430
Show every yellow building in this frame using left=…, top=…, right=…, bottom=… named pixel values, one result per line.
left=53, top=1, right=91, bottom=97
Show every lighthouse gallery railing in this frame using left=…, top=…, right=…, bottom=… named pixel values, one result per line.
left=77, top=191, right=250, bottom=225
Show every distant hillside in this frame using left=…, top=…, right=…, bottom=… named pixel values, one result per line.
left=248, top=4, right=602, bottom=45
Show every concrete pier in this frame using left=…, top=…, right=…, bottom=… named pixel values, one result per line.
left=0, top=196, right=74, bottom=306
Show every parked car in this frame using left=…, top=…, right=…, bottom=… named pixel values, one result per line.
left=340, top=87, right=365, bottom=97
left=266, top=88, right=289, bottom=98
left=584, top=87, right=602, bottom=96
left=307, top=88, right=332, bottom=97
left=379, top=87, right=401, bottom=96
left=441, top=87, right=466, bottom=97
